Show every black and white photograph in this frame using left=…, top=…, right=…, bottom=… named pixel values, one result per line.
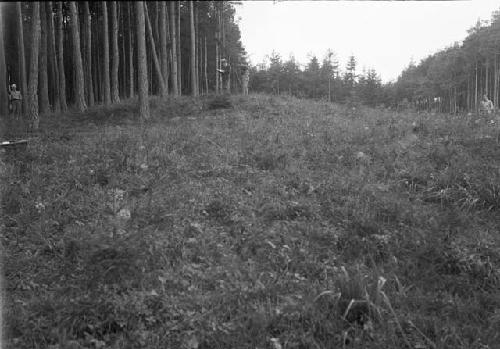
left=1, top=0, right=500, bottom=348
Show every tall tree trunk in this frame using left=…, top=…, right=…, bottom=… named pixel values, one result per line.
left=0, top=7, right=7, bottom=116
left=57, top=1, right=68, bottom=111
left=495, top=54, right=499, bottom=108
left=485, top=60, right=489, bottom=97
left=466, top=73, right=470, bottom=111
left=177, top=1, right=181, bottom=94
left=160, top=1, right=169, bottom=94
left=69, top=2, right=87, bottom=112
left=27, top=2, right=41, bottom=127
left=16, top=2, right=28, bottom=115
left=154, top=2, right=159, bottom=49
left=120, top=3, right=130, bottom=99
left=215, top=4, right=220, bottom=94
left=195, top=2, right=200, bottom=95
left=47, top=2, right=60, bottom=113
left=120, top=2, right=126, bottom=98
left=128, top=2, right=135, bottom=98
left=475, top=61, right=478, bottom=111
left=169, top=2, right=179, bottom=96
left=110, top=1, right=120, bottom=103
left=148, top=27, right=153, bottom=94
left=204, top=35, right=208, bottom=94
left=136, top=1, right=149, bottom=119
left=189, top=1, right=198, bottom=96
left=95, top=20, right=102, bottom=103
left=83, top=2, right=94, bottom=106
left=102, top=1, right=111, bottom=105
left=144, top=2, right=166, bottom=97
left=39, top=3, right=50, bottom=113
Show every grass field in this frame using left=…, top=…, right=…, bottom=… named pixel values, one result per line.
left=2, top=94, right=500, bottom=349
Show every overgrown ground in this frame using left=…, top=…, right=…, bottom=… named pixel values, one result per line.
left=2, top=94, right=500, bottom=349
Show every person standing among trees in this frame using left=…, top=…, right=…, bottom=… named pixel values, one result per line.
left=241, top=65, right=249, bottom=95
left=217, top=58, right=231, bottom=93
left=480, top=94, right=494, bottom=115
left=8, top=84, right=22, bottom=119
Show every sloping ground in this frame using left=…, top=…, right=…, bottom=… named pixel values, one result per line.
left=2, top=94, right=500, bottom=349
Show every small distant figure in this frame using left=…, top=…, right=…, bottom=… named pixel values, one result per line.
left=480, top=94, right=494, bottom=115
left=8, top=83, right=22, bottom=119
left=217, top=58, right=231, bottom=94
left=241, top=65, right=249, bottom=95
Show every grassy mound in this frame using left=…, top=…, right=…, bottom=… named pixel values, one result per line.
left=2, top=94, right=500, bottom=349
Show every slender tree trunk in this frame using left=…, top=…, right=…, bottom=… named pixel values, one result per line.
left=57, top=2, right=68, bottom=111
left=204, top=35, right=208, bottom=94
left=189, top=1, right=198, bottom=96
left=215, top=3, right=220, bottom=94
left=120, top=2, right=126, bottom=98
left=136, top=1, right=149, bottom=119
left=494, top=56, right=498, bottom=108
left=69, top=2, right=87, bottom=112
left=485, top=59, right=489, bottom=97
left=154, top=2, right=159, bottom=49
left=170, top=1, right=179, bottom=96
left=144, top=2, right=166, bottom=97
left=83, top=2, right=94, bottom=106
left=495, top=54, right=499, bottom=108
left=102, top=1, right=111, bottom=105
left=47, top=2, right=60, bottom=113
left=110, top=1, right=120, bottom=103
left=27, top=2, right=41, bottom=128
left=16, top=2, right=28, bottom=115
left=39, top=3, right=50, bottom=113
left=177, top=1, right=181, bottom=94
left=160, top=1, right=169, bottom=94
left=475, top=61, right=478, bottom=111
left=128, top=2, right=135, bottom=98
left=95, top=22, right=102, bottom=103
left=148, top=27, right=153, bottom=94
left=195, top=2, right=200, bottom=95
left=0, top=7, right=7, bottom=116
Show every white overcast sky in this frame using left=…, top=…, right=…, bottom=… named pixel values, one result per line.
left=234, top=0, right=500, bottom=83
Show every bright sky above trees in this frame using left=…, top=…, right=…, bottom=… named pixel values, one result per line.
left=235, top=0, right=500, bottom=83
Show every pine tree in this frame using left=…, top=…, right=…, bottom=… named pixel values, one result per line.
left=16, top=1, right=28, bottom=114
left=159, top=1, right=169, bottom=93
left=69, top=1, right=87, bottom=112
left=128, top=2, right=135, bottom=98
left=144, top=2, right=166, bottom=97
left=170, top=1, right=179, bottom=96
left=190, top=1, right=198, bottom=96
left=111, top=1, right=120, bottom=103
left=0, top=6, right=8, bottom=116
left=102, top=1, right=111, bottom=105
left=27, top=2, right=41, bottom=129
left=39, top=3, right=50, bottom=113
left=57, top=1, right=68, bottom=111
left=136, top=1, right=150, bottom=119
left=46, top=1, right=60, bottom=112
left=83, top=1, right=94, bottom=106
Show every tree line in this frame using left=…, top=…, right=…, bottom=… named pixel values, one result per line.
left=389, top=8, right=500, bottom=113
left=0, top=1, right=246, bottom=124
left=248, top=51, right=386, bottom=108
left=249, top=6, right=500, bottom=114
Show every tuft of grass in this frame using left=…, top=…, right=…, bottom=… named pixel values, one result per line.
left=206, top=94, right=234, bottom=110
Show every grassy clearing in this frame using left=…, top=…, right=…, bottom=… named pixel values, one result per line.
left=2, top=94, right=500, bottom=349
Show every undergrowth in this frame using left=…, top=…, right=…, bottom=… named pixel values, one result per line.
left=2, top=94, right=500, bottom=349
